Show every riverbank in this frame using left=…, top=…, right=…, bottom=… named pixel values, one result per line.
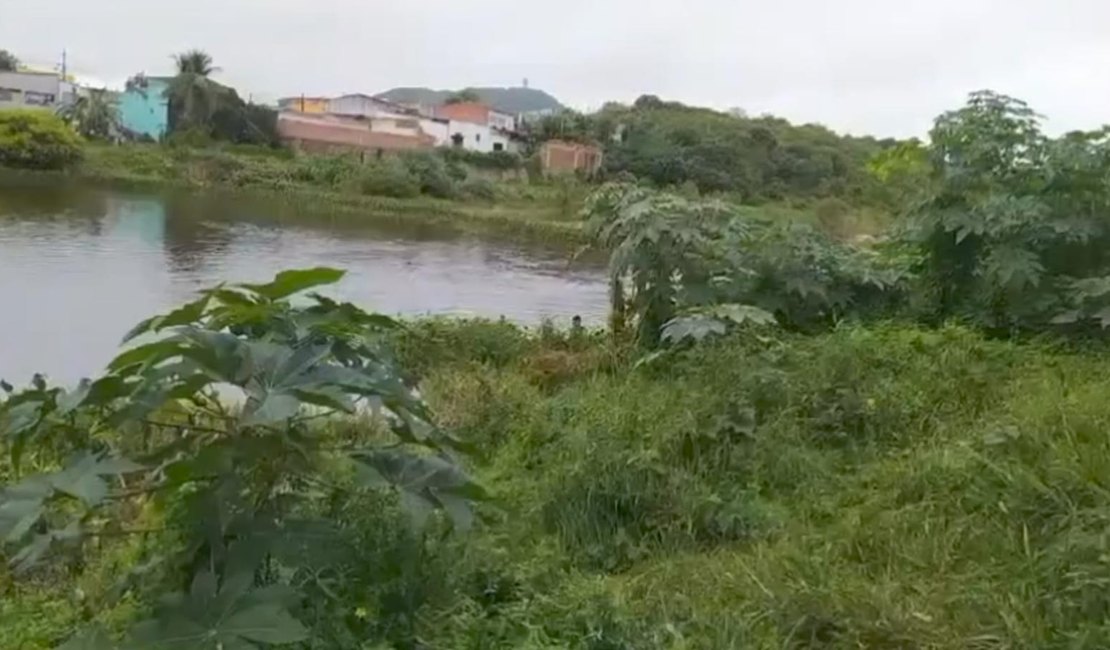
left=6, top=315, right=1110, bottom=648
left=7, top=143, right=592, bottom=246
left=2, top=142, right=887, bottom=247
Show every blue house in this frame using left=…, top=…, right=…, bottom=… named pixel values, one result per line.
left=119, top=75, right=171, bottom=140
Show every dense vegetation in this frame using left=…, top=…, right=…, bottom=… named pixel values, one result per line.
left=529, top=96, right=892, bottom=203
left=8, top=90, right=1110, bottom=648
left=0, top=110, right=83, bottom=171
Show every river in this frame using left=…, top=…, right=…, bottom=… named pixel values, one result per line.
left=0, top=179, right=608, bottom=385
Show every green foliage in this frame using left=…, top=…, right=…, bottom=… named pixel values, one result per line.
left=439, top=147, right=524, bottom=171
left=445, top=89, right=482, bottom=105
left=0, top=110, right=84, bottom=171
left=0, top=268, right=481, bottom=648
left=909, top=90, right=1110, bottom=332
left=57, top=89, right=120, bottom=140
left=583, top=183, right=908, bottom=345
left=598, top=97, right=892, bottom=201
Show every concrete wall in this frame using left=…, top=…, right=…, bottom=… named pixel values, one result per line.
left=119, top=78, right=170, bottom=140
left=488, top=110, right=515, bottom=132
left=0, top=71, right=65, bottom=109
left=278, top=97, right=330, bottom=113
left=278, top=112, right=435, bottom=153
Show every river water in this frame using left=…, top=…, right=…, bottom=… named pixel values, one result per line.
left=0, top=178, right=607, bottom=385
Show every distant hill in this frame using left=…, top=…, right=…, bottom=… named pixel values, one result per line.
left=375, top=86, right=564, bottom=115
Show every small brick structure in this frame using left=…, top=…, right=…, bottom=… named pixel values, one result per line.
left=539, top=140, right=603, bottom=177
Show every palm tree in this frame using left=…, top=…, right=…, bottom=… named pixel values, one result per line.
left=167, top=49, right=221, bottom=132
left=173, top=49, right=218, bottom=76
left=58, top=88, right=120, bottom=139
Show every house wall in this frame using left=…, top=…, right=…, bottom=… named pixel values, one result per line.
left=0, top=71, right=66, bottom=109
left=278, top=97, right=329, bottom=113
left=435, top=102, right=490, bottom=125
left=327, top=95, right=410, bottom=118
left=488, top=110, right=516, bottom=132
left=540, top=140, right=603, bottom=177
left=119, top=79, right=170, bottom=140
left=447, top=120, right=494, bottom=152
left=277, top=112, right=435, bottom=154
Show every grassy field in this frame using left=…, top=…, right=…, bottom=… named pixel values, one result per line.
left=8, top=319, right=1110, bottom=649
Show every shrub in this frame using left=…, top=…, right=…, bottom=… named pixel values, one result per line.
left=461, top=177, right=497, bottom=200
left=401, top=151, right=458, bottom=198
left=358, top=158, right=421, bottom=198
left=0, top=109, right=83, bottom=170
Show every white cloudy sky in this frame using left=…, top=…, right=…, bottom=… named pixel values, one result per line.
left=2, top=0, right=1108, bottom=137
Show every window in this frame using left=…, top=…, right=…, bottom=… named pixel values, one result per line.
left=475, top=133, right=481, bottom=142
left=24, top=92, right=54, bottom=106
left=451, top=133, right=464, bottom=147
left=0, top=88, right=19, bottom=101
left=493, top=142, right=504, bottom=152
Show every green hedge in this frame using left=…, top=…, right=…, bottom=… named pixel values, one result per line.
left=0, top=109, right=83, bottom=171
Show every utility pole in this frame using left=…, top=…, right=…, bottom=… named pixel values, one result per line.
left=60, top=49, right=67, bottom=79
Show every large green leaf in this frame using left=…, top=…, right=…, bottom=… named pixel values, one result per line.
left=126, top=567, right=308, bottom=649
left=50, top=451, right=144, bottom=506
left=122, top=294, right=210, bottom=343
left=239, top=267, right=345, bottom=300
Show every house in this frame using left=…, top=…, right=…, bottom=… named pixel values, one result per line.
left=119, top=75, right=172, bottom=140
left=276, top=112, right=436, bottom=155
left=327, top=94, right=415, bottom=119
left=539, top=140, right=603, bottom=177
left=434, top=101, right=521, bottom=153
left=277, top=96, right=330, bottom=114
left=0, top=70, right=75, bottom=110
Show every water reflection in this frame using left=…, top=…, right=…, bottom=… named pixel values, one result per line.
left=0, top=179, right=607, bottom=384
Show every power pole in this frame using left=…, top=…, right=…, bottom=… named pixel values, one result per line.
left=61, top=49, right=67, bottom=79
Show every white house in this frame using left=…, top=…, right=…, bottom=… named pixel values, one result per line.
left=0, top=71, right=75, bottom=110
left=327, top=94, right=411, bottom=119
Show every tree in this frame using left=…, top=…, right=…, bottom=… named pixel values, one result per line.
left=909, top=90, right=1110, bottom=331
left=57, top=88, right=120, bottom=139
left=0, top=268, right=483, bottom=647
left=0, top=49, right=18, bottom=71
left=167, top=49, right=221, bottom=132
left=444, top=88, right=481, bottom=105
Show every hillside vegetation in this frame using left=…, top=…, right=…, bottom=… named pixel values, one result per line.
left=376, top=86, right=564, bottom=114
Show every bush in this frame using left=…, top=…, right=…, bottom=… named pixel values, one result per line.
left=402, top=151, right=459, bottom=198
left=358, top=158, right=421, bottom=198
left=0, top=109, right=83, bottom=170
left=461, top=177, right=497, bottom=200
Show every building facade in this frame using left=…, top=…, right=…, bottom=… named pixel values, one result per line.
left=435, top=102, right=520, bottom=153
left=0, top=71, right=75, bottom=110
left=277, top=112, right=437, bottom=154
left=539, top=140, right=603, bottom=177
left=277, top=96, right=330, bottom=114
left=119, top=76, right=171, bottom=140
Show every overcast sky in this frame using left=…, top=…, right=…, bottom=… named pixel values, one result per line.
left=2, top=0, right=1108, bottom=138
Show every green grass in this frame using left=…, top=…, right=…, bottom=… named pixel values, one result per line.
left=10, top=322, right=1110, bottom=648
left=374, top=321, right=1110, bottom=648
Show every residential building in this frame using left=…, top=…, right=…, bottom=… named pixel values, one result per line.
left=0, top=70, right=75, bottom=110
left=119, top=75, right=172, bottom=140
left=276, top=112, right=436, bottom=155
left=277, top=96, right=330, bottom=114
left=327, top=94, right=414, bottom=119
left=539, top=140, right=603, bottom=177
left=434, top=102, right=521, bottom=153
